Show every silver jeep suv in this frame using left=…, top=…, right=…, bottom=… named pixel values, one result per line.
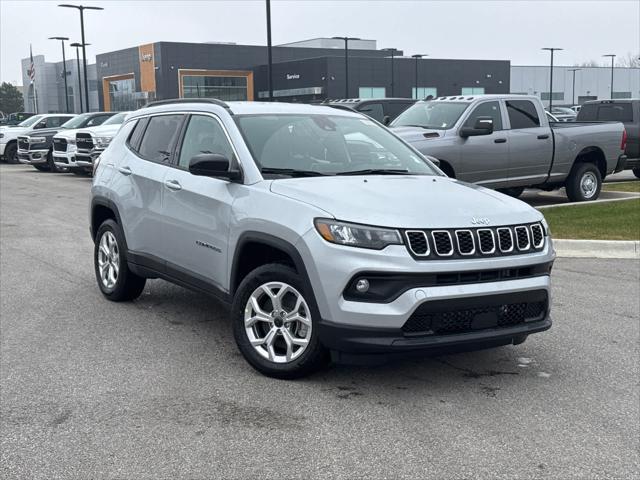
left=91, top=99, right=554, bottom=378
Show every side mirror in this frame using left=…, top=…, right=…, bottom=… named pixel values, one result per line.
left=382, top=115, right=391, bottom=126
left=35, top=121, right=47, bottom=129
left=459, top=116, right=494, bottom=137
left=188, top=153, right=241, bottom=181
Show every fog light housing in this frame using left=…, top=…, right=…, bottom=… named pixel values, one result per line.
left=355, top=279, right=370, bottom=293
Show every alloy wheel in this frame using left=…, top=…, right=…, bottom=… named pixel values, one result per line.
left=97, top=231, right=120, bottom=289
left=580, top=171, right=598, bottom=199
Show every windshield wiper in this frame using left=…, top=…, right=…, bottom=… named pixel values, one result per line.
left=261, top=167, right=327, bottom=177
left=336, top=169, right=410, bottom=176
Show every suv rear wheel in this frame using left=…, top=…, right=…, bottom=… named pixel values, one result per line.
left=565, top=162, right=602, bottom=202
left=232, top=264, right=329, bottom=379
left=94, top=219, right=146, bottom=301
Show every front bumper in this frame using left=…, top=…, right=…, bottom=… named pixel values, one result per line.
left=297, top=228, right=555, bottom=354
left=53, top=149, right=80, bottom=168
left=17, top=149, right=49, bottom=164
left=76, top=149, right=103, bottom=167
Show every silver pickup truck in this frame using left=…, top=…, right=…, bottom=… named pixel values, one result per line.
left=391, top=95, right=627, bottom=201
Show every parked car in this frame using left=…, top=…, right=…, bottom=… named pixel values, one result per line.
left=391, top=95, right=627, bottom=201
left=0, top=112, right=35, bottom=126
left=19, top=112, right=116, bottom=172
left=576, top=99, right=640, bottom=178
left=0, top=114, right=75, bottom=164
left=74, top=112, right=130, bottom=174
left=570, top=105, right=581, bottom=114
left=90, top=98, right=554, bottom=378
left=549, top=107, right=577, bottom=122
left=321, top=98, right=416, bottom=124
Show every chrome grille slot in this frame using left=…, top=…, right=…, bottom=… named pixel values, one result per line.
left=405, top=230, right=429, bottom=256
left=455, top=230, right=475, bottom=255
left=477, top=229, right=495, bottom=254
left=515, top=226, right=530, bottom=251
left=431, top=231, right=453, bottom=256
left=497, top=227, right=514, bottom=252
left=530, top=224, right=544, bottom=249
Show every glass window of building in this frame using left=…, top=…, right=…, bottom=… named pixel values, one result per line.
left=358, top=87, right=386, bottom=99
left=182, top=75, right=248, bottom=101
left=541, top=92, right=564, bottom=101
left=412, top=87, right=437, bottom=99
left=109, top=78, right=136, bottom=111
left=461, top=87, right=485, bottom=95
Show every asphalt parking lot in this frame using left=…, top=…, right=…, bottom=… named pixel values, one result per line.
left=1, top=164, right=639, bottom=480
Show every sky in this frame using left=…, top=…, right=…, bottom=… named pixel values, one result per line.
left=1, top=0, right=638, bottom=85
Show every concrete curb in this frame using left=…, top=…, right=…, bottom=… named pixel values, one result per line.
left=553, top=239, right=640, bottom=259
left=536, top=192, right=640, bottom=209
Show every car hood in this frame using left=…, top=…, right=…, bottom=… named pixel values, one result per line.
left=79, top=124, right=122, bottom=137
left=391, top=126, right=446, bottom=143
left=53, top=128, right=84, bottom=140
left=269, top=175, right=541, bottom=229
left=24, top=127, right=61, bottom=137
left=1, top=126, right=31, bottom=138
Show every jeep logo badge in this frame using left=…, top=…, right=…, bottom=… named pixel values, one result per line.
left=471, top=217, right=490, bottom=225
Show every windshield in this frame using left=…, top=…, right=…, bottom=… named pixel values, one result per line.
left=18, top=115, right=44, bottom=127
left=60, top=114, right=92, bottom=129
left=102, top=112, right=129, bottom=125
left=235, top=114, right=438, bottom=177
left=391, top=101, right=470, bottom=130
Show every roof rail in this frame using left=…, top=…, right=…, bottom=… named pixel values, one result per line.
left=143, top=98, right=232, bottom=112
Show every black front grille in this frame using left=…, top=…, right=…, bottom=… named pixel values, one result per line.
left=401, top=291, right=548, bottom=336
left=455, top=230, right=474, bottom=255
left=53, top=138, right=67, bottom=152
left=497, top=228, right=514, bottom=252
left=405, top=231, right=429, bottom=255
left=76, top=133, right=93, bottom=150
left=404, top=223, right=545, bottom=259
left=18, top=138, right=29, bottom=151
left=432, top=231, right=453, bottom=256
left=515, top=226, right=530, bottom=250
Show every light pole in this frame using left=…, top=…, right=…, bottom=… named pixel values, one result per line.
left=568, top=68, right=581, bottom=105
left=70, top=42, right=89, bottom=113
left=59, top=4, right=103, bottom=111
left=265, top=0, right=273, bottom=101
left=603, top=54, right=616, bottom=99
left=411, top=54, right=427, bottom=99
left=332, top=36, right=360, bottom=98
left=382, top=48, right=399, bottom=97
left=541, top=47, right=563, bottom=110
left=49, top=36, right=70, bottom=113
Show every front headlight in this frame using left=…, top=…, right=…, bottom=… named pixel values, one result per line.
left=94, top=136, right=112, bottom=148
left=541, top=217, right=551, bottom=236
left=314, top=219, right=402, bottom=250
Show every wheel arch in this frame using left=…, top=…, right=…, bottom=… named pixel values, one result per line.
left=90, top=197, right=124, bottom=244
left=436, top=158, right=456, bottom=178
left=573, top=146, right=607, bottom=179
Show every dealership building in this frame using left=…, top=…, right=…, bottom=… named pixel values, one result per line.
left=21, top=37, right=639, bottom=113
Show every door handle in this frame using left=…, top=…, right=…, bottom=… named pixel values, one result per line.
left=537, top=134, right=550, bottom=140
left=494, top=138, right=507, bottom=143
left=118, top=166, right=132, bottom=175
left=164, top=179, right=182, bottom=191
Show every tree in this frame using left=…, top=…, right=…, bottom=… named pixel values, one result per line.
left=0, top=82, right=24, bottom=114
left=616, top=52, right=640, bottom=68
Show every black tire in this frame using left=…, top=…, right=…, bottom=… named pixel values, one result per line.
left=497, top=186, right=525, bottom=198
left=33, top=164, right=49, bottom=172
left=70, top=168, right=87, bottom=176
left=232, top=263, right=329, bottom=379
left=47, top=150, right=60, bottom=173
left=94, top=219, right=146, bottom=302
left=4, top=142, right=18, bottom=164
left=633, top=167, right=640, bottom=179
left=565, top=162, right=602, bottom=202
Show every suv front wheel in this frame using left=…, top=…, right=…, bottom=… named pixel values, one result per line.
left=94, top=219, right=146, bottom=301
left=232, top=264, right=329, bottom=379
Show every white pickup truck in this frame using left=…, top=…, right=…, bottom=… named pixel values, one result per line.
left=392, top=95, right=628, bottom=201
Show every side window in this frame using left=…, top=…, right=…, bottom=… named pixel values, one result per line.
left=358, top=103, right=384, bottom=122
left=384, top=102, right=413, bottom=120
left=49, top=117, right=69, bottom=128
left=127, top=118, right=148, bottom=153
left=86, top=115, right=110, bottom=127
left=177, top=115, right=235, bottom=170
left=137, top=114, right=184, bottom=163
left=464, top=101, right=503, bottom=131
left=506, top=100, right=540, bottom=129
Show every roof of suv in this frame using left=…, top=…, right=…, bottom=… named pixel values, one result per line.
left=134, top=100, right=360, bottom=118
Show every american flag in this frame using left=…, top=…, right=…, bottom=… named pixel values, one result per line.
left=28, top=44, right=35, bottom=83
